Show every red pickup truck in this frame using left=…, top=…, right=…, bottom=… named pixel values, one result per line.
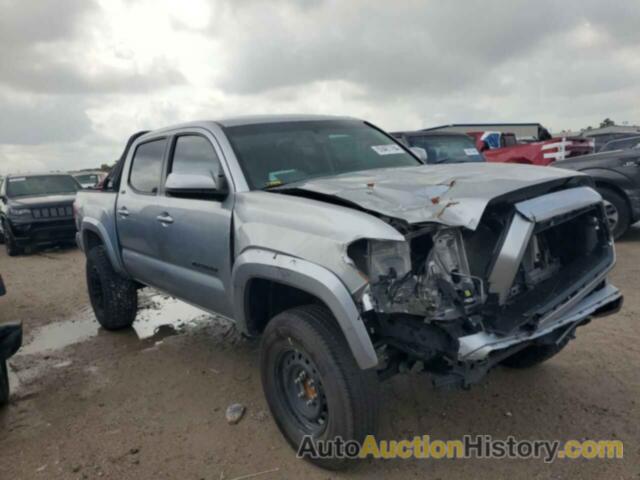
left=468, top=131, right=594, bottom=165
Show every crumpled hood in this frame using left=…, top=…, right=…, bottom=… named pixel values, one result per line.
left=282, top=163, right=584, bottom=230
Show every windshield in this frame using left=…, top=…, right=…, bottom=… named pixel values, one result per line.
left=405, top=134, right=484, bottom=164
left=224, top=120, right=421, bottom=189
left=601, top=136, right=640, bottom=152
left=6, top=175, right=80, bottom=198
left=75, top=174, right=99, bottom=184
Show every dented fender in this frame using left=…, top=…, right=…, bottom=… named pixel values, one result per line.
left=231, top=249, right=379, bottom=369
left=233, top=191, right=405, bottom=294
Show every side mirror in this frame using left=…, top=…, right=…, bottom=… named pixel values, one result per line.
left=410, top=147, right=428, bottom=162
left=165, top=172, right=228, bottom=198
left=0, top=195, right=6, bottom=203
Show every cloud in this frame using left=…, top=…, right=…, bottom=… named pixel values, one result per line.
left=0, top=0, right=185, bottom=95
left=0, top=95, right=92, bottom=144
left=1, top=0, right=639, bottom=175
left=213, top=0, right=640, bottom=98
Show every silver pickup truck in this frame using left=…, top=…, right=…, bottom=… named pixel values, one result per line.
left=75, top=115, right=622, bottom=468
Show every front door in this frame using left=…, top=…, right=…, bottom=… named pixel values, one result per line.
left=155, top=133, right=234, bottom=318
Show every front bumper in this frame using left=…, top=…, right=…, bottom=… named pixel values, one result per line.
left=9, top=218, right=77, bottom=246
left=458, top=282, right=622, bottom=361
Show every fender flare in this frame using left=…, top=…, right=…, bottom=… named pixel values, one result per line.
left=580, top=168, right=635, bottom=190
left=231, top=248, right=379, bottom=370
left=80, top=219, right=127, bottom=275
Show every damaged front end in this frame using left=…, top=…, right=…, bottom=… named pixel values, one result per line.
left=348, top=186, right=622, bottom=388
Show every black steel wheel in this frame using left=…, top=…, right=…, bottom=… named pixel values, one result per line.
left=260, top=305, right=379, bottom=470
left=276, top=348, right=328, bottom=435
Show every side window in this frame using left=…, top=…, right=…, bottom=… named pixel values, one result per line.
left=170, top=135, right=221, bottom=177
left=129, top=139, right=166, bottom=194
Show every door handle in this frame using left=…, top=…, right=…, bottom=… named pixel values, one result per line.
left=117, top=207, right=130, bottom=217
left=156, top=213, right=174, bottom=225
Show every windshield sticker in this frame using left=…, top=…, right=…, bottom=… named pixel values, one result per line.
left=371, top=144, right=404, bottom=156
left=8, top=177, right=26, bottom=182
left=464, top=148, right=480, bottom=156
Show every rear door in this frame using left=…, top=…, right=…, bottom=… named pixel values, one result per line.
left=155, top=132, right=234, bottom=317
left=116, top=137, right=168, bottom=287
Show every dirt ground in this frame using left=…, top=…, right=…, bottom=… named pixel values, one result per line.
left=0, top=229, right=639, bottom=480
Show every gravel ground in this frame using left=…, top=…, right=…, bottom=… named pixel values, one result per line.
left=0, top=228, right=639, bottom=479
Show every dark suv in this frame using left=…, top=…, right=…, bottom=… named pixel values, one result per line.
left=556, top=149, right=640, bottom=239
left=0, top=173, right=81, bottom=255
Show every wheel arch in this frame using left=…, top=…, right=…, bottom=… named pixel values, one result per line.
left=80, top=220, right=127, bottom=275
left=232, top=249, right=378, bottom=370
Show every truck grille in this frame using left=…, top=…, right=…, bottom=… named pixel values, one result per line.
left=31, top=205, right=73, bottom=219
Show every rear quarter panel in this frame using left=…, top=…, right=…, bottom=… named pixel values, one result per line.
left=75, top=190, right=127, bottom=275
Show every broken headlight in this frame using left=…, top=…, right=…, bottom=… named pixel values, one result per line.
left=348, top=229, right=485, bottom=320
left=347, top=239, right=411, bottom=282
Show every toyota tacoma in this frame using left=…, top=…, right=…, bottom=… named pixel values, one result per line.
left=74, top=115, right=622, bottom=469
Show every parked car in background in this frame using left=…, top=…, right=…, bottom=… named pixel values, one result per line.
left=423, top=123, right=594, bottom=165
left=390, top=130, right=485, bottom=163
left=581, top=129, right=640, bottom=152
left=599, top=135, right=640, bottom=153
left=555, top=149, right=640, bottom=239
left=468, top=131, right=593, bottom=165
left=75, top=115, right=621, bottom=468
left=0, top=173, right=81, bottom=255
left=0, top=274, right=23, bottom=406
left=73, top=171, right=107, bottom=189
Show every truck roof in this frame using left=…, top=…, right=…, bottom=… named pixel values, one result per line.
left=5, top=172, right=74, bottom=179
left=390, top=130, right=473, bottom=138
left=143, top=114, right=357, bottom=138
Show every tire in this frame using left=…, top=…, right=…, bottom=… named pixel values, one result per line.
left=0, top=360, right=9, bottom=407
left=501, top=337, right=569, bottom=369
left=599, top=187, right=630, bottom=240
left=260, top=305, right=379, bottom=470
left=4, top=226, right=23, bottom=256
left=86, top=245, right=138, bottom=330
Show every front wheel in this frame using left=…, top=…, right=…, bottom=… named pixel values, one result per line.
left=260, top=305, right=379, bottom=470
left=86, top=246, right=138, bottom=330
left=3, top=222, right=23, bottom=256
left=599, top=187, right=630, bottom=240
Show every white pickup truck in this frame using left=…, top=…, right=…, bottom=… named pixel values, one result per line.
left=74, top=115, right=622, bottom=469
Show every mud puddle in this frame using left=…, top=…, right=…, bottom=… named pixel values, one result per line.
left=19, top=291, right=214, bottom=356
left=8, top=290, right=223, bottom=396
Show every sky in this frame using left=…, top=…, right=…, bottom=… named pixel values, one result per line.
left=1, top=0, right=639, bottom=174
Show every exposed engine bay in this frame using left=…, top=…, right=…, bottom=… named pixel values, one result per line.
left=348, top=187, right=616, bottom=385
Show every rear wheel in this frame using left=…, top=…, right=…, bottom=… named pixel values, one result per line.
left=86, top=245, right=138, bottom=330
left=599, top=187, right=630, bottom=240
left=260, top=305, right=378, bottom=470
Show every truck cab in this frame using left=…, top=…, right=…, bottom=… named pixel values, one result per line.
left=74, top=115, right=622, bottom=469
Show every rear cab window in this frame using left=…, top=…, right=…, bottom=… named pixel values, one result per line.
left=129, top=138, right=167, bottom=194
